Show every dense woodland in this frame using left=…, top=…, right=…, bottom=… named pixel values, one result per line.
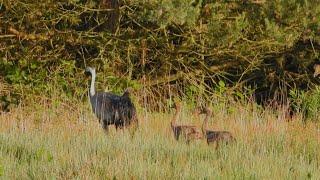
left=0, top=0, right=319, bottom=112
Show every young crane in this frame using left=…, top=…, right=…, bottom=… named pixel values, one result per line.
left=201, top=107, right=235, bottom=148
left=171, top=102, right=203, bottom=143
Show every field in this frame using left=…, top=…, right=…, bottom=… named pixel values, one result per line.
left=0, top=100, right=319, bottom=179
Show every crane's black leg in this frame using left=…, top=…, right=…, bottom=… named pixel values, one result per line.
left=215, top=141, right=219, bottom=150
left=186, top=138, right=191, bottom=144
left=102, top=123, right=109, bottom=134
left=115, top=124, right=126, bottom=138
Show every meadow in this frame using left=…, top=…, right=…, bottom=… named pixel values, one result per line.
left=0, top=99, right=320, bottom=179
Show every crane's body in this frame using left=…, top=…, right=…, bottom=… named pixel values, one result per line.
left=201, top=107, right=235, bottom=148
left=171, top=102, right=203, bottom=143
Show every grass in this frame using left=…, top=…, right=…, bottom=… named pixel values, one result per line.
left=0, top=100, right=320, bottom=179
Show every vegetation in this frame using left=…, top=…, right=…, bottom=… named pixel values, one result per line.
left=1, top=0, right=320, bottom=178
left=1, top=100, right=320, bottom=179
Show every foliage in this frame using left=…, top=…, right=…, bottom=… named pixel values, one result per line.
left=0, top=0, right=319, bottom=110
left=290, top=86, right=320, bottom=121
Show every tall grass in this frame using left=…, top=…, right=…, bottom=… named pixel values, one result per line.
left=0, top=99, right=319, bottom=179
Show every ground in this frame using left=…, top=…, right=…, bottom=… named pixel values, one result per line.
left=0, top=101, right=319, bottom=179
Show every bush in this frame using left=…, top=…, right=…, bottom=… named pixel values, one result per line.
left=290, top=86, right=320, bottom=121
left=0, top=0, right=319, bottom=110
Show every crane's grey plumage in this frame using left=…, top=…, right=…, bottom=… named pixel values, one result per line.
left=85, top=67, right=138, bottom=131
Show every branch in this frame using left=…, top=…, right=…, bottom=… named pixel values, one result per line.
left=8, top=27, right=49, bottom=41
left=142, top=61, right=241, bottom=87
left=0, top=34, right=16, bottom=38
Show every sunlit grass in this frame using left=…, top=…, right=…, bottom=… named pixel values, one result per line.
left=0, top=101, right=320, bottom=179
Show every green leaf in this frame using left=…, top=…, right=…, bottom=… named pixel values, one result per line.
left=218, top=80, right=225, bottom=88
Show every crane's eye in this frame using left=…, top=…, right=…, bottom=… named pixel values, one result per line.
left=84, top=71, right=91, bottom=76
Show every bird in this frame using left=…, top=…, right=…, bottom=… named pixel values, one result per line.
left=85, top=67, right=138, bottom=132
left=200, top=107, right=235, bottom=149
left=171, top=101, right=203, bottom=143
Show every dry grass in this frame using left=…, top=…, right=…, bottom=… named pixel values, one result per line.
left=0, top=100, right=320, bottom=179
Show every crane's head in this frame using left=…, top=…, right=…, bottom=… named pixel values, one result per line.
left=85, top=67, right=96, bottom=76
left=313, top=64, right=320, bottom=78
left=172, top=101, right=182, bottom=110
left=196, top=106, right=212, bottom=116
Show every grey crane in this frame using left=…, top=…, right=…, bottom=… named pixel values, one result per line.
left=85, top=67, right=138, bottom=132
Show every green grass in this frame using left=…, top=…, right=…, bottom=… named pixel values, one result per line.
left=0, top=101, right=320, bottom=179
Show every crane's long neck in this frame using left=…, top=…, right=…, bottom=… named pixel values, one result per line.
left=202, top=112, right=210, bottom=135
left=171, top=106, right=181, bottom=128
left=89, top=71, right=96, bottom=97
